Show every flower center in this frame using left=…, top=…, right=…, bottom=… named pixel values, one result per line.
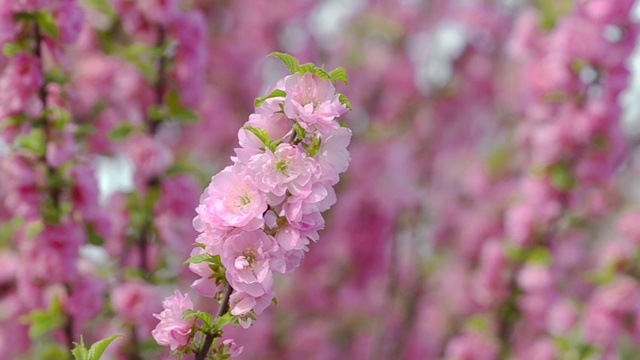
left=275, top=160, right=288, bottom=174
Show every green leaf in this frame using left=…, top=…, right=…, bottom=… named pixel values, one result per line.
left=504, top=242, right=524, bottom=262
left=166, top=91, right=200, bottom=123
left=86, top=226, right=105, bottom=246
left=243, top=126, right=272, bottom=148
left=35, top=10, right=59, bottom=39
left=16, top=128, right=46, bottom=156
left=254, top=89, right=286, bottom=108
left=45, top=68, right=68, bottom=85
left=71, top=337, right=89, bottom=360
left=183, top=252, right=218, bottom=265
left=299, top=62, right=315, bottom=73
left=215, top=313, right=235, bottom=329
left=338, top=93, right=352, bottom=111
left=527, top=247, right=551, bottom=265
left=3, top=42, right=22, bottom=57
left=75, top=124, right=97, bottom=137
left=184, top=310, right=213, bottom=329
left=87, top=334, right=122, bottom=360
left=21, top=297, right=65, bottom=339
left=108, top=123, right=136, bottom=140
left=118, top=43, right=157, bottom=81
left=549, top=164, right=574, bottom=192
left=85, top=0, right=116, bottom=17
left=0, top=114, right=27, bottom=130
left=313, top=67, right=331, bottom=80
left=329, top=67, right=349, bottom=84
left=269, top=52, right=300, bottom=74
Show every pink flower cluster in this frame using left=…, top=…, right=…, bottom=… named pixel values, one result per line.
left=191, top=70, right=350, bottom=327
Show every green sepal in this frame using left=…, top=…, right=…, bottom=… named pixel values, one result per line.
left=292, top=123, right=307, bottom=141
left=254, top=89, right=286, bottom=108
left=305, top=135, right=322, bottom=157
left=183, top=252, right=218, bottom=265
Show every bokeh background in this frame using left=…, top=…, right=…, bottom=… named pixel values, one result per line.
left=2, top=0, right=640, bottom=359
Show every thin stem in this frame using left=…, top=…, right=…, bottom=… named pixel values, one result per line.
left=34, top=23, right=61, bottom=208
left=195, top=285, right=233, bottom=360
left=137, top=25, right=166, bottom=272
left=35, top=23, right=73, bottom=352
left=149, top=26, right=166, bottom=135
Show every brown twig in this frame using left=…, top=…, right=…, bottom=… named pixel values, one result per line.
left=195, top=285, right=233, bottom=360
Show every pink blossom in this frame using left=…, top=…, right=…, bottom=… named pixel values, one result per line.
left=0, top=54, right=43, bottom=119
left=472, top=240, right=507, bottom=307
left=71, top=164, right=101, bottom=222
left=445, top=332, right=498, bottom=360
left=234, top=113, right=293, bottom=163
left=137, top=0, right=179, bottom=25
left=283, top=72, right=347, bottom=133
left=617, top=211, right=640, bottom=245
left=582, top=0, right=636, bottom=24
left=248, top=143, right=319, bottom=197
left=222, top=230, right=285, bottom=297
left=517, top=264, right=552, bottom=293
left=0, top=154, right=42, bottom=220
left=584, top=277, right=640, bottom=347
left=195, top=164, right=267, bottom=231
left=171, top=10, right=207, bottom=107
left=229, top=290, right=275, bottom=328
left=188, top=247, right=221, bottom=298
left=546, top=299, right=577, bottom=335
left=24, top=222, right=85, bottom=284
left=112, top=280, right=158, bottom=331
left=46, top=127, right=76, bottom=168
left=222, top=339, right=243, bottom=358
left=65, top=276, right=107, bottom=324
left=313, top=126, right=352, bottom=185
left=504, top=203, right=536, bottom=246
left=152, top=291, right=195, bottom=351
left=282, top=183, right=336, bottom=223
left=127, top=134, right=174, bottom=183
left=53, top=0, right=84, bottom=44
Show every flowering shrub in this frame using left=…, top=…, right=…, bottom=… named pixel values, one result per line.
left=151, top=54, right=352, bottom=359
